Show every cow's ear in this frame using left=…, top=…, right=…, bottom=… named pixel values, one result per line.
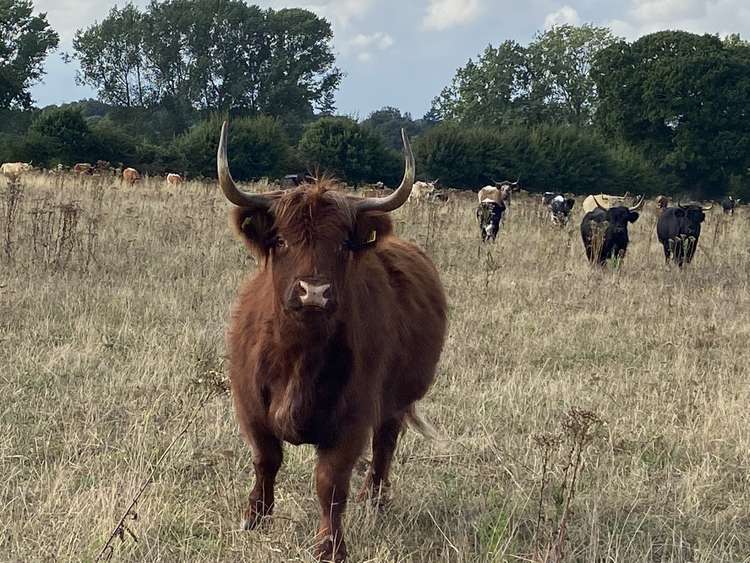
left=674, top=209, right=686, bottom=218
left=350, top=211, right=393, bottom=251
left=628, top=211, right=640, bottom=223
left=566, top=198, right=575, bottom=209
left=698, top=212, right=706, bottom=223
left=230, top=207, right=276, bottom=256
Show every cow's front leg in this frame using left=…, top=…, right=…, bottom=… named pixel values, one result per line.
left=314, top=430, right=368, bottom=562
left=243, top=425, right=283, bottom=530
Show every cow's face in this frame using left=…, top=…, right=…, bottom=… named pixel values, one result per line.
left=676, top=207, right=706, bottom=235
left=233, top=188, right=391, bottom=319
left=603, top=206, right=639, bottom=235
left=549, top=196, right=574, bottom=225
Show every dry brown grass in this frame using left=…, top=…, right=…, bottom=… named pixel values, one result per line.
left=1, top=173, right=749, bottom=562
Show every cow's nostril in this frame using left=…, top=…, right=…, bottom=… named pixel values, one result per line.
left=297, top=280, right=332, bottom=308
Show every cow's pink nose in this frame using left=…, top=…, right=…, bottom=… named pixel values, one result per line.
left=296, top=280, right=332, bottom=308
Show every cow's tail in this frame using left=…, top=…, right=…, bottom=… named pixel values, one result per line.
left=404, top=405, right=437, bottom=440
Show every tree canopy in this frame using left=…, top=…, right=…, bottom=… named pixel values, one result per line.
left=0, top=0, right=59, bottom=109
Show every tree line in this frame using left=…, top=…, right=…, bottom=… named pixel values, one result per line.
left=1, top=0, right=749, bottom=200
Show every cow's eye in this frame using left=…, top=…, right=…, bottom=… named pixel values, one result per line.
left=274, top=237, right=288, bottom=250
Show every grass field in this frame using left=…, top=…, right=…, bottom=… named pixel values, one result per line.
left=2, top=173, right=749, bottom=562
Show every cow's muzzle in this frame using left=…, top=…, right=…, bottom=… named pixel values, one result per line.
left=286, top=277, right=336, bottom=313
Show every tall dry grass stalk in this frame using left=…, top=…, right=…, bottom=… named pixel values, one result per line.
left=1, top=175, right=749, bottom=562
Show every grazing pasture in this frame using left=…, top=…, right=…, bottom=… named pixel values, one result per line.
left=2, top=173, right=749, bottom=562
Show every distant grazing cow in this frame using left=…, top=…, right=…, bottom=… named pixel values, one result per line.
left=73, top=163, right=94, bottom=175
left=657, top=202, right=713, bottom=266
left=122, top=167, right=140, bottom=184
left=476, top=200, right=506, bottom=242
left=166, top=173, right=183, bottom=186
left=408, top=179, right=438, bottom=202
left=281, top=173, right=316, bottom=189
left=721, top=196, right=740, bottom=215
left=1, top=161, right=32, bottom=180
left=581, top=196, right=644, bottom=264
left=546, top=194, right=576, bottom=226
left=582, top=193, right=637, bottom=214
left=218, top=123, right=447, bottom=562
left=477, top=184, right=513, bottom=207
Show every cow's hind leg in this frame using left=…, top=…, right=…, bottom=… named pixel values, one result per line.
left=314, top=428, right=368, bottom=562
left=358, top=414, right=404, bottom=507
left=243, top=425, right=283, bottom=530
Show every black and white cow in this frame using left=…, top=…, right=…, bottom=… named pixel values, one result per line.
left=476, top=200, right=506, bottom=242
left=543, top=193, right=575, bottom=225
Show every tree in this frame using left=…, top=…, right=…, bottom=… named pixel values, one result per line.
left=526, top=24, right=618, bottom=126
left=298, top=117, right=401, bottom=185
left=0, top=0, right=59, bottom=109
left=82, top=1, right=343, bottom=117
left=429, top=25, right=617, bottom=127
left=593, top=31, right=750, bottom=197
left=176, top=115, right=290, bottom=180
left=72, top=3, right=150, bottom=107
left=361, top=107, right=422, bottom=150
left=28, top=106, right=96, bottom=164
left=430, top=40, right=527, bottom=126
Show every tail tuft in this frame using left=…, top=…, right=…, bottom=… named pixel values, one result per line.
left=404, top=405, right=437, bottom=440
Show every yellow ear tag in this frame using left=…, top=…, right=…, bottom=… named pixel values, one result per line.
left=366, top=230, right=377, bottom=244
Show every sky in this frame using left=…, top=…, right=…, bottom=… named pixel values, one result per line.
left=29, top=0, right=750, bottom=119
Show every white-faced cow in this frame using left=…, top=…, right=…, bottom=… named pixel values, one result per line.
left=219, top=122, right=447, bottom=562
left=544, top=193, right=576, bottom=226
left=657, top=202, right=713, bottom=266
left=581, top=196, right=644, bottom=264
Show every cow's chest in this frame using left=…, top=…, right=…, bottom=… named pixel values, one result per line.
left=262, top=332, right=353, bottom=447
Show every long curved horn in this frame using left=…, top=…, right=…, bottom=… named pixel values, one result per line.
left=701, top=203, right=713, bottom=211
left=592, top=195, right=605, bottom=210
left=678, top=201, right=687, bottom=209
left=629, top=195, right=645, bottom=212
left=217, top=121, right=280, bottom=209
left=355, top=129, right=415, bottom=213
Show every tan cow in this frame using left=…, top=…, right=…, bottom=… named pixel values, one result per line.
left=73, top=162, right=94, bottom=174
left=408, top=180, right=438, bottom=202
left=166, top=173, right=183, bottom=185
left=477, top=185, right=508, bottom=205
left=582, top=193, right=639, bottom=214
left=1, top=162, right=33, bottom=180
left=122, top=167, right=140, bottom=185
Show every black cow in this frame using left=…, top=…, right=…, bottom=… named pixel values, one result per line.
left=657, top=202, right=713, bottom=266
left=580, top=197, right=643, bottom=264
left=721, top=196, right=740, bottom=215
left=281, top=173, right=317, bottom=189
left=547, top=194, right=576, bottom=226
left=476, top=201, right=506, bottom=242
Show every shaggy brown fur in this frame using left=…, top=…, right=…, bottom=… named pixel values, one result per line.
left=226, top=183, right=448, bottom=562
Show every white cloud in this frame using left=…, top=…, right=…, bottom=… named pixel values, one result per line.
left=422, top=0, right=482, bottom=31
left=544, top=5, right=581, bottom=29
left=265, top=0, right=374, bottom=27
left=345, top=32, right=394, bottom=63
left=608, top=0, right=750, bottom=41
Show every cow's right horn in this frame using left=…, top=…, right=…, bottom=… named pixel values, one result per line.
left=355, top=129, right=415, bottom=213
left=592, top=195, right=605, bottom=209
left=701, top=203, right=713, bottom=211
left=217, top=121, right=281, bottom=209
left=629, top=195, right=645, bottom=212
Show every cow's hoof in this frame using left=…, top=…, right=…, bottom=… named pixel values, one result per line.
left=314, top=535, right=347, bottom=562
left=241, top=501, right=272, bottom=530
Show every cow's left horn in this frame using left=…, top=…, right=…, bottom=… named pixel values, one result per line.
left=217, top=121, right=281, bottom=209
left=592, top=195, right=605, bottom=210
left=355, top=129, right=415, bottom=213
left=629, top=195, right=645, bottom=212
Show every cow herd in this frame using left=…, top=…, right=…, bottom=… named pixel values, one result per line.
left=0, top=160, right=184, bottom=186
left=470, top=188, right=737, bottom=268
